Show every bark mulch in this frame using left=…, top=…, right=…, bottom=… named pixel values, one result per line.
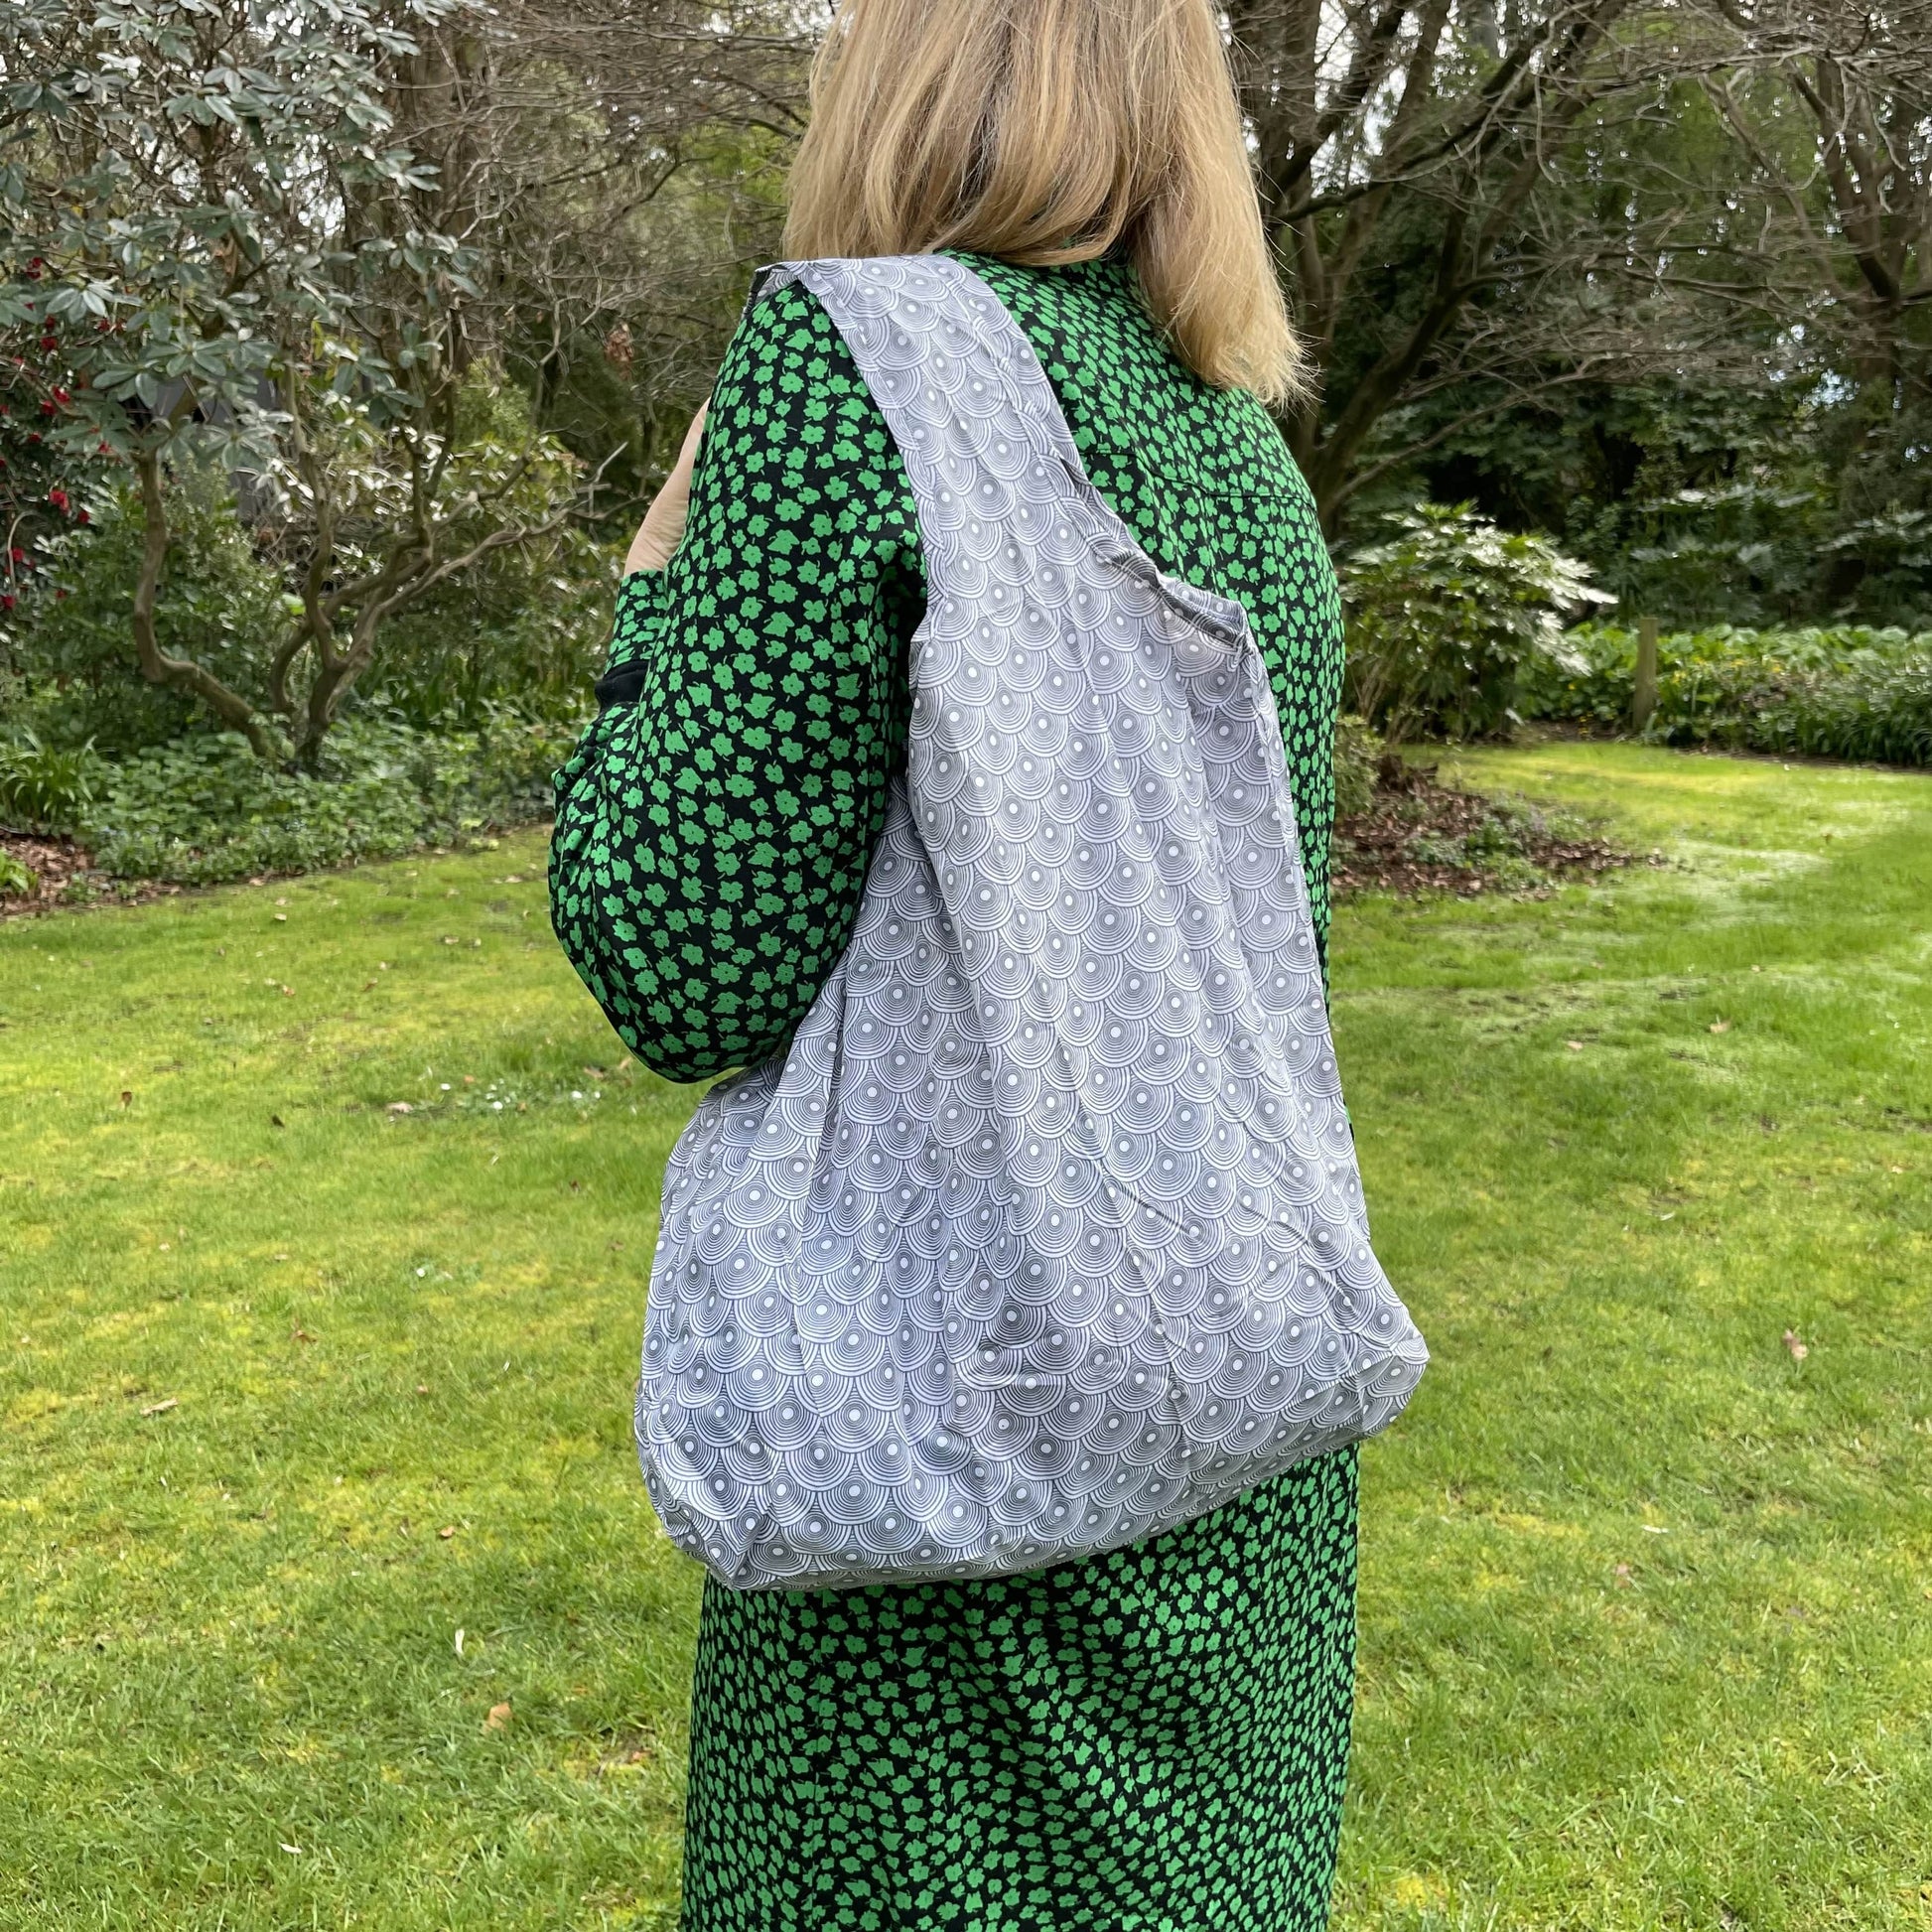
left=0, top=832, right=179, bottom=919
left=1333, top=758, right=1648, bottom=899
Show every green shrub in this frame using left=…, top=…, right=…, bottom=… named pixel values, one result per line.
left=1339, top=502, right=1611, bottom=744
left=80, top=713, right=580, bottom=885
left=20, top=469, right=287, bottom=757
left=0, top=851, right=37, bottom=897
left=0, top=732, right=109, bottom=833
left=361, top=531, right=614, bottom=731
left=1332, top=713, right=1381, bottom=821
left=1521, top=623, right=1932, bottom=766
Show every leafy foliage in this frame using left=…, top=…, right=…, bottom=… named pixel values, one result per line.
left=1332, top=713, right=1382, bottom=822
left=1339, top=503, right=1611, bottom=744
left=18, top=470, right=288, bottom=754
left=1522, top=623, right=1932, bottom=767
left=80, top=717, right=574, bottom=885
left=0, top=730, right=107, bottom=833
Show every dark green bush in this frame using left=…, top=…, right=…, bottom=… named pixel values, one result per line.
left=359, top=532, right=613, bottom=731
left=21, top=470, right=288, bottom=756
left=1332, top=713, right=1381, bottom=821
left=1521, top=623, right=1932, bottom=766
left=81, top=713, right=578, bottom=885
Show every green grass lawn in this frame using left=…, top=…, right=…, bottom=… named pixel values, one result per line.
left=2, top=742, right=1927, bottom=1930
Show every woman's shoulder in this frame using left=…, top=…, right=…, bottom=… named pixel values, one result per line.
left=947, top=250, right=1311, bottom=511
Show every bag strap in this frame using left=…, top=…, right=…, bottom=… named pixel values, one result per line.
left=748, top=252, right=1251, bottom=644
left=751, top=252, right=1094, bottom=495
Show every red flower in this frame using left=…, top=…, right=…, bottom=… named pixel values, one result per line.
left=39, top=335, right=58, bottom=351
left=76, top=508, right=90, bottom=525
left=52, top=387, right=69, bottom=404
left=8, top=547, right=24, bottom=564
left=48, top=487, right=69, bottom=510
left=0, top=595, right=14, bottom=613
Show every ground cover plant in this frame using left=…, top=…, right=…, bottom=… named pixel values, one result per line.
left=1, top=743, right=1927, bottom=1929
left=1524, top=624, right=1932, bottom=768
left=0, top=716, right=575, bottom=902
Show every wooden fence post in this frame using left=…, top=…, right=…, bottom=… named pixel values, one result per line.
left=1633, top=616, right=1660, bottom=733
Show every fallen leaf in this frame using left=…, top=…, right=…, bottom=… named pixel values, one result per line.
left=1709, top=1019, right=1731, bottom=1034
left=280, top=985, right=294, bottom=998
left=386, top=1101, right=413, bottom=1115
left=292, top=1325, right=314, bottom=1343
left=273, top=913, right=287, bottom=923
left=120, top=1090, right=132, bottom=1107
left=485, top=1701, right=511, bottom=1729
left=455, top=1628, right=466, bottom=1656
left=1613, top=1564, right=1632, bottom=1586
left=362, top=979, right=376, bottom=992
left=1565, top=1040, right=1584, bottom=1051
left=415, top=1382, right=429, bottom=1395
left=140, top=1397, right=178, bottom=1417
left=270, top=1115, right=285, bottom=1129
left=439, top=1525, right=457, bottom=1540
left=1783, top=1328, right=1809, bottom=1361
left=279, top=1842, right=302, bottom=1857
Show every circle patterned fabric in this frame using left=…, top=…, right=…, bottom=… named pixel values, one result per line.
left=641, top=258, right=1425, bottom=1590
left=546, top=248, right=1367, bottom=1932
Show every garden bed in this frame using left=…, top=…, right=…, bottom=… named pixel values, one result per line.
left=0, top=830, right=178, bottom=917
left=1333, top=758, right=1649, bottom=897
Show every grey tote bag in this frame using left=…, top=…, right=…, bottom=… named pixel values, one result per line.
left=637, top=255, right=1427, bottom=1588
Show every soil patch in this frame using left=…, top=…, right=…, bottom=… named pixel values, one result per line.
left=1334, top=758, right=1645, bottom=898
left=0, top=832, right=178, bottom=919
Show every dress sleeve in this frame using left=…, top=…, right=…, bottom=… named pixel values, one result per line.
left=548, top=282, right=925, bottom=1083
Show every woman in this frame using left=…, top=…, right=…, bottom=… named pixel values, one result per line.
left=549, top=0, right=1356, bottom=1923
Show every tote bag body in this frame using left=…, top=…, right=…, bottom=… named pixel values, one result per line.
left=637, top=255, right=1427, bottom=1588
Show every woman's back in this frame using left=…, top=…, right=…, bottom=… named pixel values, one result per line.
left=551, top=252, right=1345, bottom=1085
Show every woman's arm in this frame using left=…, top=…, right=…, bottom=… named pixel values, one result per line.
left=623, top=403, right=708, bottom=574
left=548, top=282, right=925, bottom=1084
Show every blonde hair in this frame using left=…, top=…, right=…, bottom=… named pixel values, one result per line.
left=782, top=0, right=1303, bottom=405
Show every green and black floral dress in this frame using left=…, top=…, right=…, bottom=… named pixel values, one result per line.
left=551, top=252, right=1357, bottom=1932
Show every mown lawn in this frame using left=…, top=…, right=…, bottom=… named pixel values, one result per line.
left=2, top=742, right=1927, bottom=1931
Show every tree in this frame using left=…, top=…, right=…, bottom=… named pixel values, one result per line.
left=0, top=0, right=588, bottom=760
left=1225, top=0, right=1743, bottom=531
